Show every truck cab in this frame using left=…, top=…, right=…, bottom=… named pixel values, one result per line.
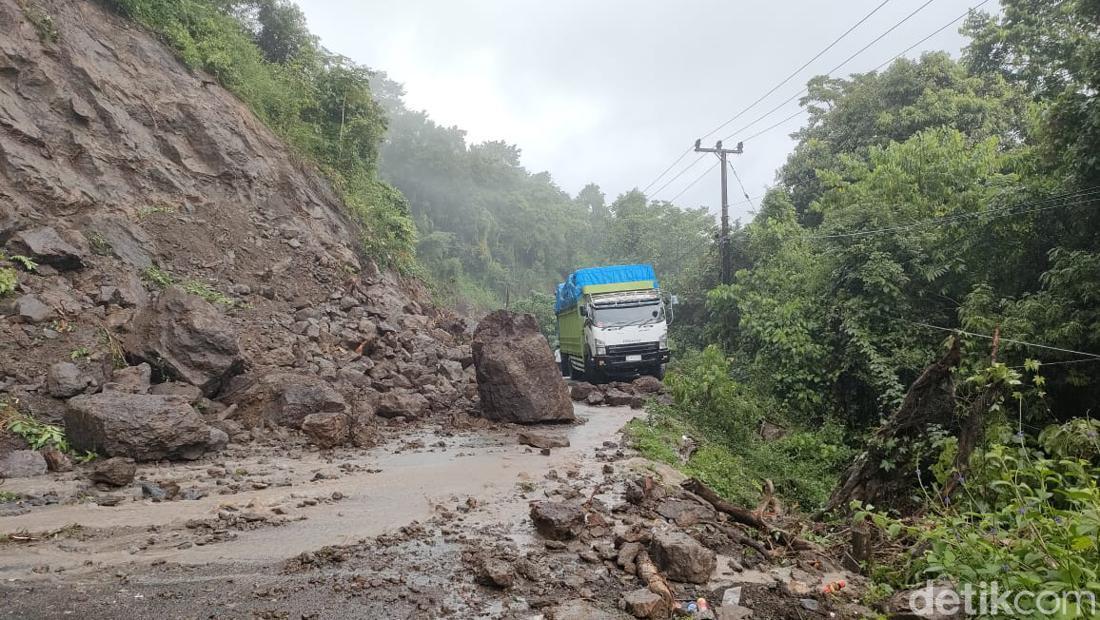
left=556, top=264, right=671, bottom=382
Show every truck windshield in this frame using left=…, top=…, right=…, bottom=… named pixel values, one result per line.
left=592, top=303, right=663, bottom=327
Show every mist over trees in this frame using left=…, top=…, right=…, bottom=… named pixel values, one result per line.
left=370, top=72, right=718, bottom=310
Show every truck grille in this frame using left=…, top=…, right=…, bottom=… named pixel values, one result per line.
left=606, top=342, right=659, bottom=356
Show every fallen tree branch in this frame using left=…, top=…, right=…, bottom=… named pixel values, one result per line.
left=681, top=478, right=816, bottom=551
left=707, top=521, right=773, bottom=559
left=635, top=549, right=674, bottom=609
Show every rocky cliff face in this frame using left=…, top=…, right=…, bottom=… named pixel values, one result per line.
left=0, top=0, right=476, bottom=461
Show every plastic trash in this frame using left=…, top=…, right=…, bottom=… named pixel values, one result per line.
left=722, top=586, right=742, bottom=607
left=821, top=579, right=847, bottom=595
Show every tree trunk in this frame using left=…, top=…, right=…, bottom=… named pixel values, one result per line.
left=822, top=338, right=962, bottom=515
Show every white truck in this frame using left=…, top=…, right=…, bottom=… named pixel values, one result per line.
left=555, top=264, right=671, bottom=381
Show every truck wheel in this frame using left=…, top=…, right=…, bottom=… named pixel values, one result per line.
left=650, top=365, right=665, bottom=380
left=583, top=350, right=604, bottom=384
left=569, top=357, right=586, bottom=381
left=560, top=354, right=570, bottom=377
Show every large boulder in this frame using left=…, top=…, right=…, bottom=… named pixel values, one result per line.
left=65, top=392, right=226, bottom=461
left=471, top=311, right=574, bottom=423
left=122, top=287, right=244, bottom=396
left=648, top=530, right=716, bottom=584
left=6, top=226, right=85, bottom=271
left=223, top=372, right=347, bottom=429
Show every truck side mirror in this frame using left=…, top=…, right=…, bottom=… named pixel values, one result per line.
left=579, top=306, right=588, bottom=318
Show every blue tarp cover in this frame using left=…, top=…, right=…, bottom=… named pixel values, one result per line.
left=555, top=264, right=657, bottom=313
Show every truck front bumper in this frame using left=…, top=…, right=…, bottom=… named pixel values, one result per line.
left=594, top=348, right=670, bottom=370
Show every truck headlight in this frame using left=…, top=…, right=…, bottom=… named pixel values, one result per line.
left=659, top=334, right=668, bottom=349
left=594, top=338, right=606, bottom=356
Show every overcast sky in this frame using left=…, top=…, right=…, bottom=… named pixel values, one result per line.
left=296, top=0, right=979, bottom=224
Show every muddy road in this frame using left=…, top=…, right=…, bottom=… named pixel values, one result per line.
left=0, top=404, right=642, bottom=618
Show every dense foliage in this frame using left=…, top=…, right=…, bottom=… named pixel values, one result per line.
left=708, top=11, right=1100, bottom=428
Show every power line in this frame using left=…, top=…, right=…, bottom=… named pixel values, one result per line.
left=805, top=187, right=1100, bottom=240
left=641, top=146, right=693, bottom=194
left=742, top=108, right=808, bottom=144
left=699, top=0, right=896, bottom=141
left=906, top=321, right=1100, bottom=361
left=727, top=160, right=755, bottom=209
left=649, top=154, right=708, bottom=199
left=641, top=0, right=898, bottom=195
left=735, top=1, right=994, bottom=147
left=720, top=0, right=939, bottom=143
left=872, top=0, right=992, bottom=72
left=668, top=159, right=721, bottom=204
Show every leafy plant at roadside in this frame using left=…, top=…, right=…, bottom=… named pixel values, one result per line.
left=8, top=255, right=37, bottom=271
left=4, top=414, right=70, bottom=453
left=510, top=291, right=559, bottom=348
left=856, top=436, right=1100, bottom=618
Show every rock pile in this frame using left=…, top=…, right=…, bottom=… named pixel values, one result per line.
left=0, top=0, right=480, bottom=473
left=568, top=376, right=671, bottom=408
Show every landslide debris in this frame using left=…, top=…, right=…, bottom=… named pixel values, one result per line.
left=0, top=0, right=477, bottom=468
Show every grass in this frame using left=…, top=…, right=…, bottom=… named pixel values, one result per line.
left=142, top=265, right=174, bottom=288
left=182, top=280, right=235, bottom=306
left=136, top=204, right=177, bottom=218
left=625, top=404, right=855, bottom=512
left=70, top=346, right=90, bottom=361
left=84, top=231, right=112, bottom=256
left=0, top=491, right=21, bottom=503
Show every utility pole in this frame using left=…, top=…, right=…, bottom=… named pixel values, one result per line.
left=694, top=139, right=743, bottom=285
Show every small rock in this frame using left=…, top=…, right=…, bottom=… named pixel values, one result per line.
left=90, top=457, right=137, bottom=487
left=149, top=381, right=203, bottom=403
left=886, top=582, right=965, bottom=620
left=7, top=227, right=85, bottom=271
left=620, top=588, right=666, bottom=618
left=476, top=558, right=515, bottom=589
left=518, top=430, right=570, bottom=450
left=569, top=382, right=596, bottom=401
left=9, top=295, right=52, bottom=323
left=631, top=375, right=665, bottom=394
left=41, top=446, right=73, bottom=472
left=301, top=412, right=350, bottom=448
left=47, top=362, right=89, bottom=398
left=376, top=391, right=430, bottom=420
left=107, top=363, right=152, bottom=394
left=0, top=450, right=48, bottom=478
left=530, top=500, right=586, bottom=541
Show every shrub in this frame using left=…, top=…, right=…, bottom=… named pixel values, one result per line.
left=859, top=431, right=1100, bottom=618
left=0, top=267, right=16, bottom=296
